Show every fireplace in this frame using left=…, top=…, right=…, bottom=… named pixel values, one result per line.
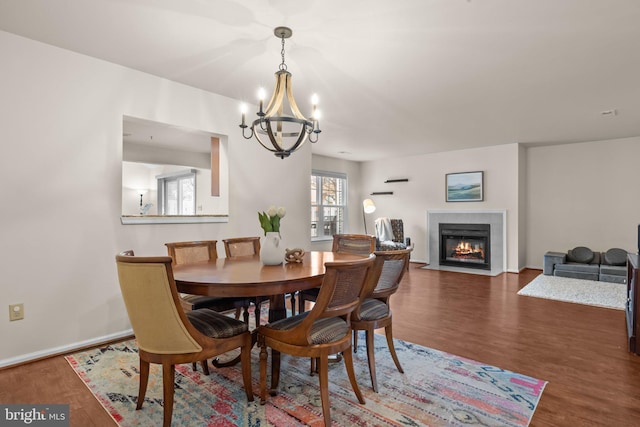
left=439, top=223, right=490, bottom=270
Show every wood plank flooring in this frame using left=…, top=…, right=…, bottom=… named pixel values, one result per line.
left=1, top=266, right=639, bottom=426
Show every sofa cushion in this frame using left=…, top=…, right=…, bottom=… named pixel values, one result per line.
left=554, top=263, right=600, bottom=274
left=567, top=246, right=594, bottom=263
left=554, top=269, right=599, bottom=281
left=599, top=264, right=626, bottom=276
left=604, top=248, right=627, bottom=266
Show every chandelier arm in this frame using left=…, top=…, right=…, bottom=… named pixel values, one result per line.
left=284, top=73, right=307, bottom=120
left=263, top=71, right=287, bottom=117
left=241, top=125, right=255, bottom=140
left=308, top=130, right=319, bottom=143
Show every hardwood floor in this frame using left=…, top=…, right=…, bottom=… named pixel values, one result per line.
left=1, top=266, right=639, bottom=426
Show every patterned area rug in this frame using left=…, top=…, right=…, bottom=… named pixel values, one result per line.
left=518, top=273, right=626, bottom=310
left=66, top=327, right=546, bottom=426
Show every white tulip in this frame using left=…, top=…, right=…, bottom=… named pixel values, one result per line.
left=277, top=206, right=286, bottom=218
left=267, top=206, right=278, bottom=217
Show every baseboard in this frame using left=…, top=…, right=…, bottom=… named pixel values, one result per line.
left=0, top=329, right=133, bottom=370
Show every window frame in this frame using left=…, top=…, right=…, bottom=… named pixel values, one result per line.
left=311, top=170, right=348, bottom=242
left=156, top=169, right=197, bottom=215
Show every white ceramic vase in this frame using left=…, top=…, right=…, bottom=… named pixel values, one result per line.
left=261, top=232, right=283, bottom=265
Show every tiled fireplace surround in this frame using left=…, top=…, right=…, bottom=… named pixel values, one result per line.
left=426, top=210, right=506, bottom=276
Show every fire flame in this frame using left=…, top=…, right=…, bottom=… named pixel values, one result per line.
left=453, top=241, right=484, bottom=258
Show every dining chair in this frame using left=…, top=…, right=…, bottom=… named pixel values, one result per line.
left=351, top=248, right=411, bottom=392
left=165, top=240, right=253, bottom=374
left=257, top=253, right=381, bottom=426
left=223, top=236, right=297, bottom=319
left=115, top=250, right=253, bottom=427
left=297, top=234, right=376, bottom=314
left=223, top=236, right=261, bottom=257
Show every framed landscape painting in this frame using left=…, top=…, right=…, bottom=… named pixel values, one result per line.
left=446, top=171, right=484, bottom=202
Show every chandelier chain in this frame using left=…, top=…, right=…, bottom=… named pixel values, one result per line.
left=279, top=34, right=287, bottom=71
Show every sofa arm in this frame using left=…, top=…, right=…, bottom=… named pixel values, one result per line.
left=543, top=251, right=566, bottom=275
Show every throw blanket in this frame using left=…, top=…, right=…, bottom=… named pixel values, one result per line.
left=375, top=217, right=395, bottom=242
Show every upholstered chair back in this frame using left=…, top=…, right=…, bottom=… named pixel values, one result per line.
left=115, top=252, right=202, bottom=355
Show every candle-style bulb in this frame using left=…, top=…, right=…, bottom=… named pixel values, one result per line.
left=240, top=103, right=247, bottom=127
left=257, top=88, right=266, bottom=115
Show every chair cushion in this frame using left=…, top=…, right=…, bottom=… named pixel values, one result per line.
left=265, top=312, right=349, bottom=344
left=181, top=294, right=245, bottom=311
left=186, top=308, right=248, bottom=339
left=567, top=246, right=594, bottom=263
left=604, top=248, right=627, bottom=266
left=359, top=298, right=390, bottom=321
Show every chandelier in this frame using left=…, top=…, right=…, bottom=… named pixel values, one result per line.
left=240, top=27, right=321, bottom=159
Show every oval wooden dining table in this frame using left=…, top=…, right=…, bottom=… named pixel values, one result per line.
left=173, top=250, right=366, bottom=323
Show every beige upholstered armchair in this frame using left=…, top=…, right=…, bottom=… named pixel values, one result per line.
left=115, top=251, right=254, bottom=427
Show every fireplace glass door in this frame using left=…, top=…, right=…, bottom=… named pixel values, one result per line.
left=439, top=223, right=490, bottom=270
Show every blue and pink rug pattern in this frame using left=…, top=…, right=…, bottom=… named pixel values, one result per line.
left=66, top=331, right=546, bottom=426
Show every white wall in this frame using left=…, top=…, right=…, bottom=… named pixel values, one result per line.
left=0, top=31, right=311, bottom=365
left=525, top=137, right=640, bottom=268
left=361, top=144, right=521, bottom=271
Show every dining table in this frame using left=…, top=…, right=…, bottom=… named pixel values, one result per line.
left=173, top=250, right=367, bottom=379
left=172, top=250, right=366, bottom=323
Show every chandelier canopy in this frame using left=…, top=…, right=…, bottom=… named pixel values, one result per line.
left=240, top=27, right=321, bottom=159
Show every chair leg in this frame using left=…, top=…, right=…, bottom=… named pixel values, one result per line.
left=235, top=307, right=242, bottom=320
left=161, top=363, right=176, bottom=427
left=200, top=360, right=210, bottom=376
left=385, top=324, right=404, bottom=374
left=243, top=305, right=250, bottom=325
left=343, top=346, right=365, bottom=404
left=310, top=357, right=319, bottom=376
left=365, top=328, right=378, bottom=392
left=241, top=339, right=254, bottom=402
left=271, top=349, right=281, bottom=391
left=317, top=355, right=332, bottom=427
left=298, top=294, right=305, bottom=315
left=289, top=292, right=296, bottom=316
left=259, top=343, right=268, bottom=404
left=254, top=301, right=262, bottom=327
left=136, top=358, right=150, bottom=410
left=353, top=329, right=359, bottom=353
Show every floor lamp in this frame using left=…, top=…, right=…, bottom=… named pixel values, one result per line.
left=362, top=198, right=376, bottom=235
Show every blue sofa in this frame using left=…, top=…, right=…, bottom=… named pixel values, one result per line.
left=543, top=246, right=627, bottom=284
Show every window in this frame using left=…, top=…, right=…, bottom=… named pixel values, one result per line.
left=157, top=169, right=196, bottom=215
left=311, top=170, right=347, bottom=240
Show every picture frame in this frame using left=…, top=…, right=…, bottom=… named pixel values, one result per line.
left=446, top=171, right=484, bottom=202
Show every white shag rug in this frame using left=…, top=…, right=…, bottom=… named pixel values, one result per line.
left=518, top=274, right=626, bottom=310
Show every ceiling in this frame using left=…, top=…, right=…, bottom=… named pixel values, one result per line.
left=2, top=0, right=640, bottom=162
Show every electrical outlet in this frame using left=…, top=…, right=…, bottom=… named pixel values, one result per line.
left=9, top=304, right=24, bottom=321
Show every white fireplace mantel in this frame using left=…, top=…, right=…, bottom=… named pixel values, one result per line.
left=426, top=209, right=507, bottom=276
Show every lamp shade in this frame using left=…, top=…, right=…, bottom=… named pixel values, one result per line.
left=362, top=198, right=376, bottom=214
